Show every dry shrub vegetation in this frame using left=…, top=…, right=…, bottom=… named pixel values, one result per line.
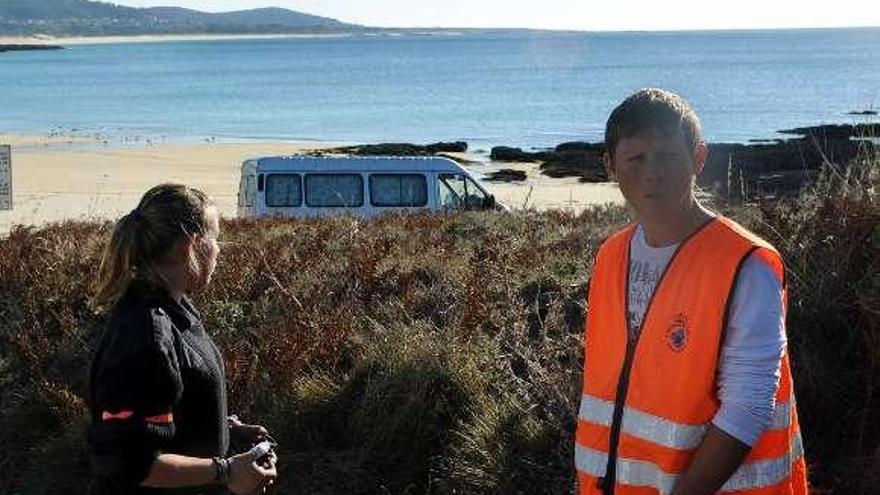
left=0, top=153, right=876, bottom=494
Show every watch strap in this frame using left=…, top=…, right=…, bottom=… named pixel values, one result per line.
left=212, top=456, right=230, bottom=485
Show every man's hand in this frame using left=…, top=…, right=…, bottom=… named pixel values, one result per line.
left=671, top=425, right=751, bottom=495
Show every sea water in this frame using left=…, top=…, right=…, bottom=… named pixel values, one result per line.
left=1, top=28, right=878, bottom=149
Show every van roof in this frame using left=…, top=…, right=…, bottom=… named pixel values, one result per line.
left=251, top=155, right=468, bottom=174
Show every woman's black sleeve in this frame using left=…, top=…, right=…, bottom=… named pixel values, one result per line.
left=89, top=309, right=183, bottom=485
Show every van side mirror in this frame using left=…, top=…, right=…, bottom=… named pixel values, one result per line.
left=483, top=194, right=496, bottom=209
left=257, top=174, right=264, bottom=192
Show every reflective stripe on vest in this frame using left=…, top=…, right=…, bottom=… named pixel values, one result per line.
left=722, top=432, right=803, bottom=492
left=575, top=430, right=804, bottom=494
left=578, top=394, right=793, bottom=451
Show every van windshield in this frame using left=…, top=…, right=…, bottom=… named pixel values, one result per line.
left=439, top=173, right=489, bottom=210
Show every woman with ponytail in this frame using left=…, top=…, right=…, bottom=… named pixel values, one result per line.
left=88, top=184, right=277, bottom=495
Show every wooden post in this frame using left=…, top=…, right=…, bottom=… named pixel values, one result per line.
left=727, top=153, right=743, bottom=205
left=726, top=153, right=732, bottom=202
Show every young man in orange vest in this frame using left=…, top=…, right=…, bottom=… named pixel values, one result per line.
left=574, top=88, right=808, bottom=494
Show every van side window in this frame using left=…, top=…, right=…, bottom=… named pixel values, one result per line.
left=266, top=174, right=302, bottom=207
left=369, top=174, right=428, bottom=207
left=439, top=173, right=488, bottom=210
left=305, top=174, right=364, bottom=207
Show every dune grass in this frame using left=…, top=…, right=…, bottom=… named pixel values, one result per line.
left=0, top=153, right=876, bottom=493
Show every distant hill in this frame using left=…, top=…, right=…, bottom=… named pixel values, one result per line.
left=0, top=0, right=361, bottom=36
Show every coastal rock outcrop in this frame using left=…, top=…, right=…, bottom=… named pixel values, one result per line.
left=484, top=169, right=527, bottom=182
left=486, top=123, right=877, bottom=197
left=0, top=44, right=63, bottom=52
left=777, top=123, right=880, bottom=140
left=703, top=124, right=877, bottom=199
left=489, top=146, right=552, bottom=162
left=491, top=142, right=608, bottom=182
left=327, top=141, right=467, bottom=156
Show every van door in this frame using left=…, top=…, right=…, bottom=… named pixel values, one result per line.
left=237, top=174, right=256, bottom=217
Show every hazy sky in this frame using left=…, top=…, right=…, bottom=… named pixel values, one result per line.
left=111, top=0, right=880, bottom=31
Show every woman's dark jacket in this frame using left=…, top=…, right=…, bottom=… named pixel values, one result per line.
left=87, top=281, right=228, bottom=494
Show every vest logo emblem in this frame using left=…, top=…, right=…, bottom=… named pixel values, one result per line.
left=666, top=314, right=689, bottom=352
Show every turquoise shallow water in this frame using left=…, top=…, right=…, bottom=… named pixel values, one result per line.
left=1, top=28, right=879, bottom=148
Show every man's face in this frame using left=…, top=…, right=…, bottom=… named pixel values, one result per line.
left=607, top=129, right=707, bottom=222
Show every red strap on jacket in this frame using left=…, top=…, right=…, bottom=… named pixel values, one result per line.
left=100, top=410, right=173, bottom=424
left=145, top=412, right=174, bottom=424
left=101, top=410, right=134, bottom=421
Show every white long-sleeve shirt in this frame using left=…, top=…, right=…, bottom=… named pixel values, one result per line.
left=628, top=224, right=785, bottom=446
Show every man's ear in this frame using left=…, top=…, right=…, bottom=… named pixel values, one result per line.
left=692, top=142, right=708, bottom=176
left=603, top=151, right=616, bottom=180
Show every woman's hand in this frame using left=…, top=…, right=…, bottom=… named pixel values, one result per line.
left=228, top=415, right=268, bottom=444
left=227, top=449, right=277, bottom=495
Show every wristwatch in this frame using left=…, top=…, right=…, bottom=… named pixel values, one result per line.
left=212, top=456, right=230, bottom=485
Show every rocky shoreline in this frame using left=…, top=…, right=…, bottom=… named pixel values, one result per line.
left=700, top=124, right=878, bottom=199
left=0, top=44, right=64, bottom=53
left=324, top=123, right=878, bottom=200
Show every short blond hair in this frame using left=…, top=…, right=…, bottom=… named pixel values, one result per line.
left=605, top=88, right=703, bottom=158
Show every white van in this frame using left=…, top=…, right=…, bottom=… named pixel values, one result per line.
left=237, top=155, right=501, bottom=218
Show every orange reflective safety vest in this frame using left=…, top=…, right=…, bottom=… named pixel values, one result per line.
left=575, top=216, right=808, bottom=495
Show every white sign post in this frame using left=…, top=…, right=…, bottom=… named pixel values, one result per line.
left=0, top=145, right=11, bottom=210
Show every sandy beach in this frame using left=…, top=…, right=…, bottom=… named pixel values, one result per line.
left=470, top=158, right=625, bottom=210
left=0, top=133, right=624, bottom=234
